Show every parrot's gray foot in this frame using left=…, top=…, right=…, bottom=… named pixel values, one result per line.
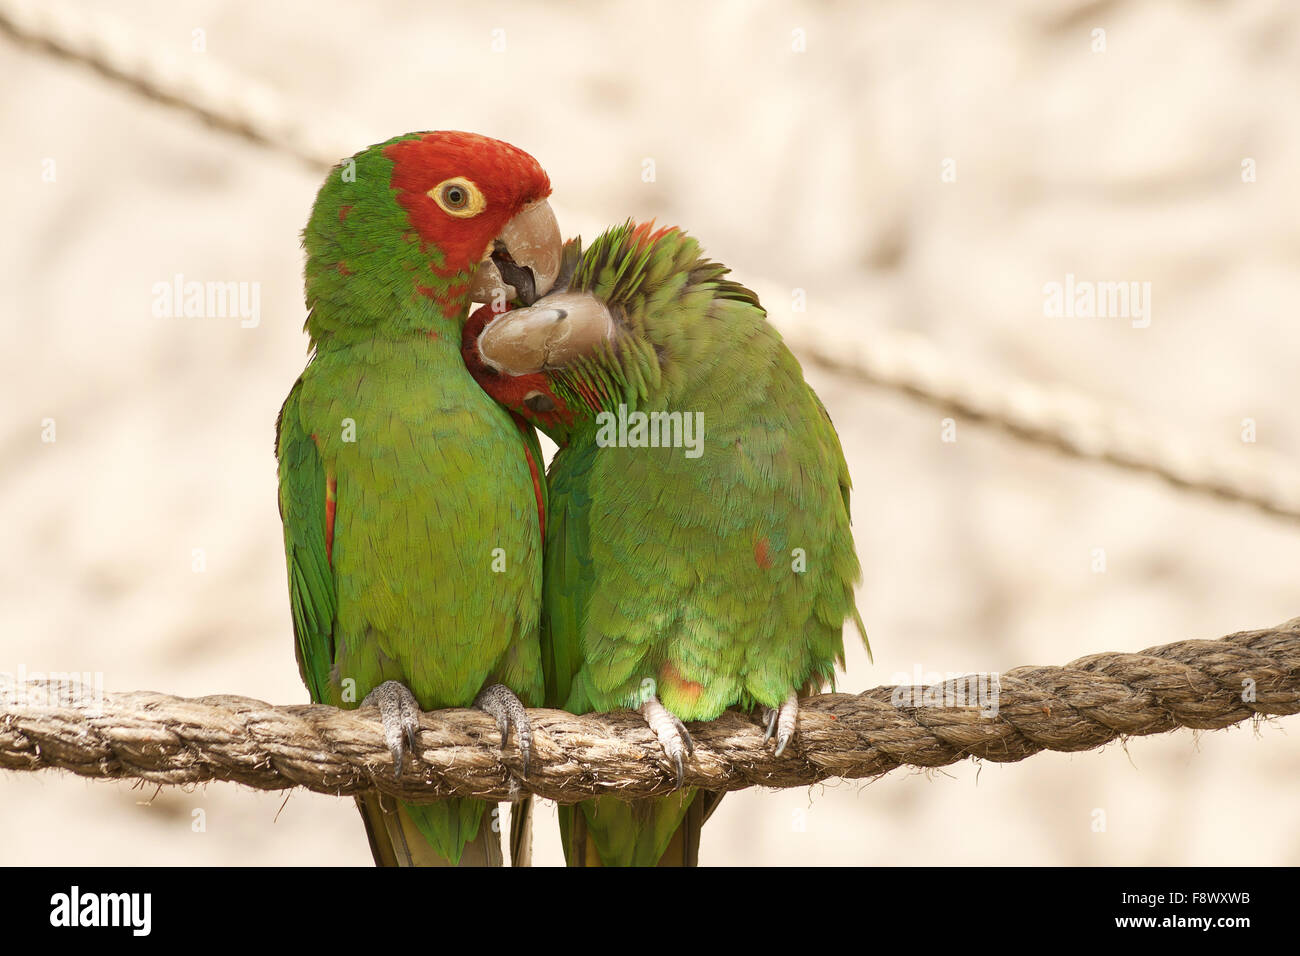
left=641, top=696, right=695, bottom=786
left=762, top=691, right=800, bottom=757
left=362, top=680, right=422, bottom=778
left=475, top=683, right=533, bottom=778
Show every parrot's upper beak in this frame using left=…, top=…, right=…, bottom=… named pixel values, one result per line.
left=477, top=291, right=617, bottom=375
left=469, top=199, right=563, bottom=306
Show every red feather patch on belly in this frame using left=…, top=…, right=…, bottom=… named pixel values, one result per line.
left=324, top=473, right=337, bottom=564
left=660, top=660, right=703, bottom=705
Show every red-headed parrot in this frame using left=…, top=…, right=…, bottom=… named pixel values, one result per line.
left=276, top=131, right=562, bottom=866
left=463, top=222, right=869, bottom=865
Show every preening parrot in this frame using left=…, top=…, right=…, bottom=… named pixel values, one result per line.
left=276, top=131, right=563, bottom=866
left=462, top=222, right=869, bottom=866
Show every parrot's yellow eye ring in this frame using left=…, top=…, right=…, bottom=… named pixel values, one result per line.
left=429, top=178, right=486, bottom=218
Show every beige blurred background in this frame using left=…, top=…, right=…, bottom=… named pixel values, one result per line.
left=2, top=0, right=1298, bottom=865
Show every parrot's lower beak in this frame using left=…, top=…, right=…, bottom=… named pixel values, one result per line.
left=477, top=290, right=616, bottom=375
left=469, top=199, right=562, bottom=307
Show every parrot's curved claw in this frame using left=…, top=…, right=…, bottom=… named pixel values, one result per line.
left=475, top=683, right=533, bottom=779
left=362, top=680, right=422, bottom=779
left=641, top=696, right=694, bottom=786
left=762, top=691, right=800, bottom=758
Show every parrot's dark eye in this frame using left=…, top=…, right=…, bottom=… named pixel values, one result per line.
left=428, top=177, right=486, bottom=218
left=523, top=391, right=557, bottom=413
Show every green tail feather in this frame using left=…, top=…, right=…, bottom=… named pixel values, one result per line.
left=853, top=605, right=872, bottom=663
left=358, top=795, right=502, bottom=867
left=509, top=797, right=534, bottom=867
left=560, top=791, right=717, bottom=867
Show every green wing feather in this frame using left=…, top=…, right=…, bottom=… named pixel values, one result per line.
left=276, top=376, right=335, bottom=703
left=541, top=439, right=595, bottom=714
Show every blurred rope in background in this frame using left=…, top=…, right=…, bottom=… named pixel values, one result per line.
left=785, top=328, right=1300, bottom=524
left=5, top=0, right=1298, bottom=526
left=2, top=618, right=1296, bottom=802
left=0, top=0, right=354, bottom=169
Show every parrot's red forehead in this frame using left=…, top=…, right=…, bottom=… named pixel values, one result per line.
left=384, top=132, right=550, bottom=208
left=382, top=131, right=551, bottom=275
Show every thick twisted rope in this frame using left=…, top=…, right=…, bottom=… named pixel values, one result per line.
left=5, top=0, right=1300, bottom=527
left=2, top=619, right=1296, bottom=804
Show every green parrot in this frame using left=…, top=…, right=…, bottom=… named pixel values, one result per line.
left=276, top=131, right=564, bottom=866
left=462, top=221, right=869, bottom=866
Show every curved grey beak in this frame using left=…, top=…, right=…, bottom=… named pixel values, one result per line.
left=469, top=199, right=563, bottom=306
left=477, top=291, right=616, bottom=375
